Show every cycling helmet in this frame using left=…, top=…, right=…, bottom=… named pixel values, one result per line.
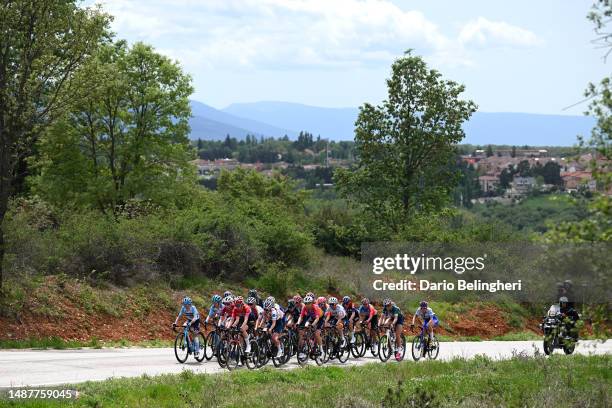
left=383, top=298, right=392, bottom=307
left=248, top=289, right=258, bottom=296
left=287, top=299, right=296, bottom=307
left=246, top=296, right=256, bottom=305
left=361, top=298, right=369, bottom=305
left=222, top=295, right=234, bottom=304
left=223, top=291, right=232, bottom=298
left=266, top=296, right=276, bottom=304
left=235, top=296, right=244, bottom=306
left=342, top=296, right=351, bottom=304
left=293, top=295, right=303, bottom=303
left=328, top=297, right=338, bottom=305
left=306, top=292, right=315, bottom=299
left=264, top=298, right=274, bottom=309
left=304, top=296, right=314, bottom=304
left=212, top=294, right=222, bottom=303
left=559, top=296, right=569, bottom=305
left=317, top=296, right=327, bottom=304
left=419, top=301, right=428, bottom=308
left=182, top=296, right=192, bottom=306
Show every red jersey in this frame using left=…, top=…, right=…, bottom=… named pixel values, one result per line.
left=300, top=304, right=323, bottom=320
left=231, top=304, right=252, bottom=318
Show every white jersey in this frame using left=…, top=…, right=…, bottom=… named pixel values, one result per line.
left=414, top=307, right=435, bottom=320
left=326, top=304, right=346, bottom=319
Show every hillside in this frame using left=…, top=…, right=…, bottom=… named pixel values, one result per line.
left=187, top=100, right=596, bottom=145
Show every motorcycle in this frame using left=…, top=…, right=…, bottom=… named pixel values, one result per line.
left=540, top=310, right=578, bottom=355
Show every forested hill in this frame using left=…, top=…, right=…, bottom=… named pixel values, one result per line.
left=190, top=100, right=595, bottom=146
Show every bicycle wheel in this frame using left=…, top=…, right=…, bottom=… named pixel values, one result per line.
left=194, top=332, right=206, bottom=362
left=337, top=335, right=350, bottom=363
left=411, top=335, right=423, bottom=361
left=204, top=331, right=217, bottom=361
left=370, top=332, right=380, bottom=357
left=245, top=339, right=259, bottom=370
left=217, top=338, right=228, bottom=368
left=225, top=343, right=241, bottom=371
left=324, top=335, right=335, bottom=362
left=378, top=334, right=391, bottom=362
left=174, top=332, right=189, bottom=363
left=427, top=336, right=439, bottom=360
left=313, top=341, right=325, bottom=366
left=297, top=340, right=310, bottom=366
left=351, top=332, right=365, bottom=358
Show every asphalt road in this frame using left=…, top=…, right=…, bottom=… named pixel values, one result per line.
left=0, top=340, right=609, bottom=388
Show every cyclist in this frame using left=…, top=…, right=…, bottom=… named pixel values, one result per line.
left=219, top=295, right=235, bottom=327
left=247, top=296, right=264, bottom=331
left=410, top=301, right=438, bottom=346
left=324, top=297, right=346, bottom=339
left=358, top=297, right=378, bottom=346
left=296, top=295, right=324, bottom=358
left=231, top=296, right=252, bottom=353
left=285, top=298, right=299, bottom=328
left=342, top=295, right=359, bottom=344
left=381, top=298, right=405, bottom=360
left=205, top=294, right=223, bottom=326
left=248, top=289, right=264, bottom=308
left=263, top=298, right=286, bottom=358
left=173, top=297, right=201, bottom=357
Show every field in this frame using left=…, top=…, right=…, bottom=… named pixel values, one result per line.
left=0, top=354, right=609, bottom=407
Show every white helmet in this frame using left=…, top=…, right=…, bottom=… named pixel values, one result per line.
left=304, top=296, right=314, bottom=304
left=328, top=297, right=338, bottom=305
left=223, top=295, right=234, bottom=304
left=263, top=298, right=274, bottom=309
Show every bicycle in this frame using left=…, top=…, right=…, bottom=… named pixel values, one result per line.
left=357, top=319, right=380, bottom=357
left=411, top=325, right=439, bottom=361
left=203, top=322, right=221, bottom=361
left=172, top=321, right=205, bottom=364
left=323, top=324, right=349, bottom=363
left=296, top=324, right=324, bottom=366
left=378, top=324, right=406, bottom=362
left=223, top=327, right=247, bottom=371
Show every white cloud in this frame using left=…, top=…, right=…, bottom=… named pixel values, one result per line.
left=458, top=17, right=542, bottom=49
left=91, top=1, right=540, bottom=72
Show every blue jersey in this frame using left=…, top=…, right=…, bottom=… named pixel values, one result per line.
left=178, top=305, right=199, bottom=321
left=208, top=303, right=222, bottom=319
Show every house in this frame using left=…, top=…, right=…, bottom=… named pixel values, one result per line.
left=478, top=175, right=499, bottom=192
left=562, top=171, right=596, bottom=191
left=510, top=176, right=535, bottom=196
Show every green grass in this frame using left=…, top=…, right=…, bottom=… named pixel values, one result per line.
left=0, top=355, right=609, bottom=407
left=0, top=337, right=172, bottom=350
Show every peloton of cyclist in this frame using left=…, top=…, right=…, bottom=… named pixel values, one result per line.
left=410, top=301, right=438, bottom=345
left=358, top=297, right=378, bottom=347
left=205, top=294, right=222, bottom=326
left=324, top=297, right=346, bottom=339
left=263, top=298, right=286, bottom=358
left=380, top=298, right=405, bottom=360
left=173, top=297, right=201, bottom=357
left=230, top=296, right=252, bottom=353
left=342, top=295, right=359, bottom=344
left=296, top=295, right=324, bottom=358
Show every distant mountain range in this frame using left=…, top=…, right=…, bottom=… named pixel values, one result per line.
left=188, top=100, right=596, bottom=146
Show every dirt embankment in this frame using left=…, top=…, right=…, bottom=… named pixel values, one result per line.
left=0, top=276, right=545, bottom=343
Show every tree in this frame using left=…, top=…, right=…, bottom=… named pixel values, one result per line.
left=511, top=145, right=517, bottom=158
left=32, top=41, right=195, bottom=212
left=0, top=0, right=109, bottom=290
left=486, top=145, right=494, bottom=157
left=335, top=51, right=477, bottom=229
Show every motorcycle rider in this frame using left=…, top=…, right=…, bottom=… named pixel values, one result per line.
left=547, top=296, right=579, bottom=340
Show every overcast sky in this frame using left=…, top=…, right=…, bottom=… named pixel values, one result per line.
left=89, top=0, right=609, bottom=115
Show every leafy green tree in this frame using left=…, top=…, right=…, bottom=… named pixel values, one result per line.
left=335, top=51, right=477, bottom=230
left=486, top=145, right=494, bottom=157
left=0, top=0, right=110, bottom=289
left=32, top=41, right=195, bottom=213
